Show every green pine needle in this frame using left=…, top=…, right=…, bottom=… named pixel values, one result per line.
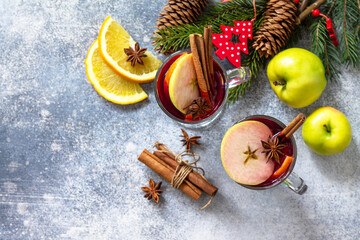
left=329, top=0, right=360, bottom=68
left=310, top=18, right=341, bottom=81
left=153, top=0, right=268, bottom=53
left=227, top=49, right=265, bottom=104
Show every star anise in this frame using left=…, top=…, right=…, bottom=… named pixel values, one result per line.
left=141, top=179, right=163, bottom=203
left=243, top=145, right=258, bottom=165
left=261, top=136, right=287, bottom=164
left=185, top=97, right=211, bottom=119
left=124, top=42, right=147, bottom=67
left=180, top=128, right=201, bottom=151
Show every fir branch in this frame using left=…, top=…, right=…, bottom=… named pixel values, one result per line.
left=226, top=14, right=266, bottom=103
left=354, top=0, right=360, bottom=44
left=332, top=0, right=360, bottom=67
left=356, top=25, right=360, bottom=37
left=227, top=48, right=265, bottom=104
left=342, top=29, right=360, bottom=66
left=310, top=18, right=341, bottom=80
left=310, top=0, right=359, bottom=79
left=197, top=0, right=266, bottom=30
left=153, top=24, right=202, bottom=53
left=153, top=0, right=268, bottom=53
left=343, top=0, right=351, bottom=62
left=153, top=0, right=360, bottom=105
left=327, top=0, right=337, bottom=14
left=353, top=0, right=360, bottom=37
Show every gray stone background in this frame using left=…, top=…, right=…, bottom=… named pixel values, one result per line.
left=0, top=0, right=359, bottom=239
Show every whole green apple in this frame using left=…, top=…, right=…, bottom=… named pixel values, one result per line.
left=302, top=107, right=352, bottom=155
left=267, top=48, right=327, bottom=108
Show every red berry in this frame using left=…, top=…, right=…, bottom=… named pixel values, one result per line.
left=312, top=9, right=320, bottom=17
left=294, top=0, right=299, bottom=3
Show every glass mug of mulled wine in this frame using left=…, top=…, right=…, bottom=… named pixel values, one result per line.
left=221, top=115, right=307, bottom=194
left=154, top=49, right=251, bottom=128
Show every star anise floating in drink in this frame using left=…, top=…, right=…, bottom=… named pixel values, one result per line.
left=141, top=179, right=163, bottom=203
left=180, top=128, right=201, bottom=151
left=124, top=42, right=147, bottom=67
left=185, top=97, right=211, bottom=119
left=261, top=136, right=287, bottom=164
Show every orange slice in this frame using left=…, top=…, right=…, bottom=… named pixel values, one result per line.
left=271, top=156, right=293, bottom=179
left=98, top=16, right=162, bottom=83
left=85, top=40, right=147, bottom=104
left=164, top=53, right=187, bottom=85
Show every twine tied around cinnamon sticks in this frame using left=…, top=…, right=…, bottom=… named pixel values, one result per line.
left=153, top=142, right=216, bottom=210
left=154, top=144, right=205, bottom=187
left=138, top=142, right=218, bottom=209
left=169, top=150, right=204, bottom=188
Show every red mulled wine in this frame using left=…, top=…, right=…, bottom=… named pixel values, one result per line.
left=156, top=52, right=226, bottom=121
left=248, top=117, right=294, bottom=187
left=221, top=115, right=296, bottom=189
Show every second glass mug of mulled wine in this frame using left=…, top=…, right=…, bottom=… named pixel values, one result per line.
left=154, top=49, right=251, bottom=128
left=221, top=115, right=307, bottom=194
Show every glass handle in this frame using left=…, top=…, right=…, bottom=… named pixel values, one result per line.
left=226, top=66, right=251, bottom=88
left=283, top=171, right=308, bottom=195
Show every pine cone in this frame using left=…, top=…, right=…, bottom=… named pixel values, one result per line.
left=153, top=0, right=209, bottom=55
left=253, top=0, right=298, bottom=58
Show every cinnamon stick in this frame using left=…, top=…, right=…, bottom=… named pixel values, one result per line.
left=278, top=113, right=306, bottom=139
left=204, top=26, right=215, bottom=96
left=155, top=142, right=175, bottom=159
left=154, top=142, right=218, bottom=197
left=189, top=34, right=214, bottom=107
left=138, top=149, right=202, bottom=200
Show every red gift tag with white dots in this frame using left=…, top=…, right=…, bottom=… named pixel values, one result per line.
left=235, top=21, right=253, bottom=54
left=212, top=21, right=253, bottom=68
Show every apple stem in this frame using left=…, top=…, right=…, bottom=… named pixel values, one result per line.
left=323, top=124, right=331, bottom=133
left=273, top=81, right=285, bottom=86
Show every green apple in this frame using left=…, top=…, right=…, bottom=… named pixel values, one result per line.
left=267, top=48, right=327, bottom=108
left=302, top=107, right=352, bottom=155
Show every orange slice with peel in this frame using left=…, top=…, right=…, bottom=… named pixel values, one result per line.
left=98, top=16, right=162, bottom=83
left=85, top=40, right=147, bottom=104
left=164, top=53, right=187, bottom=85
left=271, top=156, right=293, bottom=179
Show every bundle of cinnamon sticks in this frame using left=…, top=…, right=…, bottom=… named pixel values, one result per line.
left=138, top=142, right=218, bottom=201
left=190, top=26, right=215, bottom=107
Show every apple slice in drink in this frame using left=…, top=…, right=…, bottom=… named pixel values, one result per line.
left=168, top=53, right=200, bottom=114
left=221, top=121, right=275, bottom=185
left=163, top=54, right=187, bottom=102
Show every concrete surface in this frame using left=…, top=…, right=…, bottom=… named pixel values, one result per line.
left=0, top=0, right=359, bottom=239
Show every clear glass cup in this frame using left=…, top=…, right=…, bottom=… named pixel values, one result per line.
left=154, top=49, right=251, bottom=128
left=235, top=115, right=307, bottom=194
